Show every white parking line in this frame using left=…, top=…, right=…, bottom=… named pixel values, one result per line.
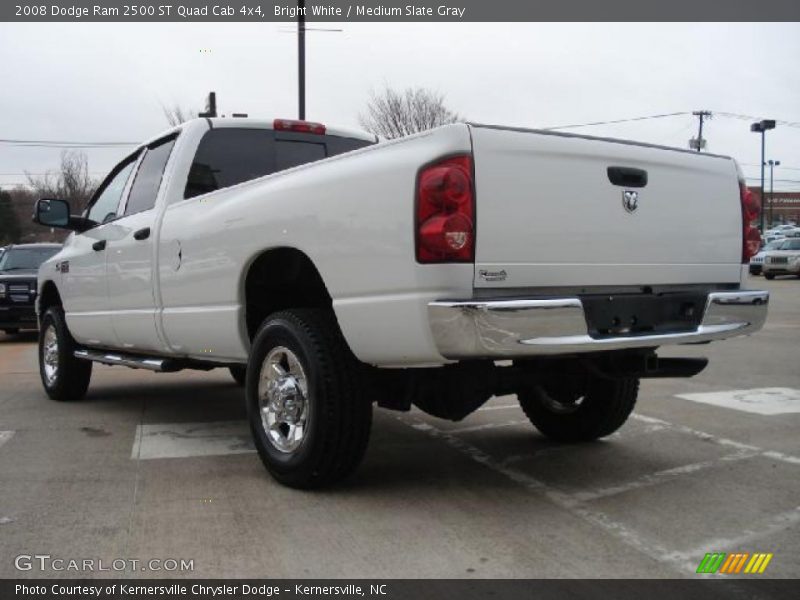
left=631, top=413, right=800, bottom=466
left=669, top=506, right=800, bottom=565
left=403, top=417, right=682, bottom=571
left=676, top=388, right=800, bottom=415
left=131, top=421, right=253, bottom=460
left=571, top=449, right=759, bottom=503
left=445, top=419, right=529, bottom=434
left=0, top=431, right=14, bottom=449
left=476, top=404, right=520, bottom=412
left=400, top=409, right=800, bottom=575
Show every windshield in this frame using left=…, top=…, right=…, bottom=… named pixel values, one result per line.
left=778, top=239, right=800, bottom=251
left=763, top=241, right=782, bottom=251
left=0, top=247, right=60, bottom=271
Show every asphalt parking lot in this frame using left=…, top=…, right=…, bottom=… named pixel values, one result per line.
left=0, top=275, right=798, bottom=580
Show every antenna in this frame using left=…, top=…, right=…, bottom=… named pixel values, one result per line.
left=198, top=92, right=217, bottom=118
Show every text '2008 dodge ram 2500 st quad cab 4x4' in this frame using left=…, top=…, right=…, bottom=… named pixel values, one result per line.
left=33, top=117, right=768, bottom=488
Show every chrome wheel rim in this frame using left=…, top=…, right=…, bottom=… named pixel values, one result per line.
left=257, top=346, right=309, bottom=453
left=42, top=325, right=59, bottom=386
left=541, top=393, right=584, bottom=414
left=538, top=383, right=585, bottom=415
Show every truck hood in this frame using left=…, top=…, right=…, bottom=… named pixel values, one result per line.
left=0, top=269, right=38, bottom=279
left=766, top=251, right=800, bottom=258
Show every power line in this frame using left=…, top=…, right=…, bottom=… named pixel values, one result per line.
left=0, top=138, right=138, bottom=148
left=745, top=177, right=800, bottom=184
left=741, top=163, right=800, bottom=172
left=543, top=111, right=800, bottom=132
left=0, top=172, right=106, bottom=175
left=543, top=112, right=690, bottom=130
left=715, top=112, right=800, bottom=128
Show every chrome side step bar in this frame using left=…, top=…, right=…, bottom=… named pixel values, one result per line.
left=74, top=349, right=183, bottom=372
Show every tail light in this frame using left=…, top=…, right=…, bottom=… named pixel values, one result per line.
left=416, top=155, right=475, bottom=263
left=273, top=119, right=326, bottom=135
left=740, top=180, right=761, bottom=263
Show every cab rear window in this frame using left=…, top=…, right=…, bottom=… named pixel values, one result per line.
left=184, top=128, right=372, bottom=199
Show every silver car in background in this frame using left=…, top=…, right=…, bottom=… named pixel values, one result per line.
left=750, top=240, right=784, bottom=275
left=762, top=238, right=800, bottom=280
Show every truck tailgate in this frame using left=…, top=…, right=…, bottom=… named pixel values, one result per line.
left=470, top=125, right=743, bottom=289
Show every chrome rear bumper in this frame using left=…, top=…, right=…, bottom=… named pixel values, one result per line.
left=428, top=290, right=769, bottom=359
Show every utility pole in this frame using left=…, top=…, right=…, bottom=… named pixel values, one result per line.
left=282, top=3, right=340, bottom=120
left=750, top=120, right=776, bottom=232
left=690, top=110, right=712, bottom=152
left=768, top=159, right=780, bottom=226
left=298, top=0, right=305, bottom=120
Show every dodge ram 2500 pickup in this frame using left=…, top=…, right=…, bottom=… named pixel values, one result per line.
left=33, top=117, right=768, bottom=488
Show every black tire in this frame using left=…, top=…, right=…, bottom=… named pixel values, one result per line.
left=229, top=365, right=247, bottom=386
left=39, top=306, right=92, bottom=401
left=764, top=273, right=776, bottom=280
left=517, top=376, right=639, bottom=442
left=3, top=328, right=19, bottom=335
left=245, top=308, right=372, bottom=489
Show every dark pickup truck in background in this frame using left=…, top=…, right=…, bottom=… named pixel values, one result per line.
left=0, top=243, right=61, bottom=334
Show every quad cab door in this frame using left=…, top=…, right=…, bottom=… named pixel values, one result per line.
left=105, top=135, right=177, bottom=352
left=60, top=153, right=140, bottom=347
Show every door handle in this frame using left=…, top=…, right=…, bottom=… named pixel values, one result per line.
left=92, top=240, right=107, bottom=251
left=607, top=166, right=648, bottom=188
left=133, top=227, right=151, bottom=241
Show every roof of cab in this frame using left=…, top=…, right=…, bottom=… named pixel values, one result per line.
left=138, top=117, right=377, bottom=149
left=207, top=117, right=377, bottom=143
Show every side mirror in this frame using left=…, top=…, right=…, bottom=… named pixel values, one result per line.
left=34, top=198, right=70, bottom=228
left=33, top=198, right=95, bottom=232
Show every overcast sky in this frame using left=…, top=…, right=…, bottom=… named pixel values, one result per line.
left=1, top=22, right=799, bottom=191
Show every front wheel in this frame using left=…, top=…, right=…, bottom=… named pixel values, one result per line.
left=39, top=306, right=92, bottom=401
left=764, top=273, right=776, bottom=280
left=517, top=375, right=639, bottom=442
left=245, top=309, right=372, bottom=489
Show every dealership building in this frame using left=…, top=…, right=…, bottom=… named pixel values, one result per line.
left=748, top=187, right=800, bottom=225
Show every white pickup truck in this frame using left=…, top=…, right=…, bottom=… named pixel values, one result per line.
left=34, top=117, right=768, bottom=488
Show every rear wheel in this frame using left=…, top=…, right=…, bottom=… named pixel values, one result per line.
left=517, top=375, right=638, bottom=442
left=764, top=273, right=776, bottom=280
left=39, top=306, right=92, bottom=401
left=245, top=308, right=372, bottom=489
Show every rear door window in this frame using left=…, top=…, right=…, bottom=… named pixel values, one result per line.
left=184, top=129, right=274, bottom=199
left=184, top=127, right=374, bottom=199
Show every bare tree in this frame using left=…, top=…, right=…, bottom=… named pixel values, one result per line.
left=6, top=185, right=64, bottom=243
left=163, top=104, right=196, bottom=126
left=359, top=87, right=462, bottom=139
left=26, top=150, right=98, bottom=214
left=0, top=190, right=22, bottom=245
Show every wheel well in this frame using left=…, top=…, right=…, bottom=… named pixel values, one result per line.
left=244, top=248, right=332, bottom=340
left=38, top=281, right=62, bottom=315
